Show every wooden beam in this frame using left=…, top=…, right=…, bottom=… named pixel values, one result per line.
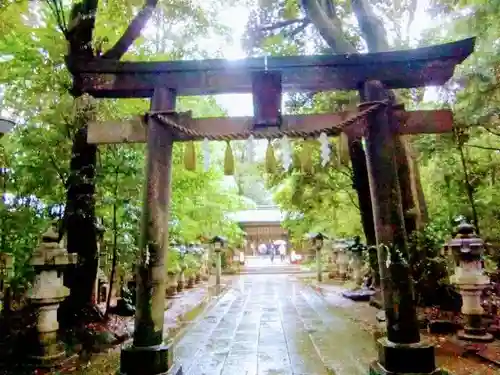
left=69, top=38, right=475, bottom=98
left=87, top=109, right=453, bottom=144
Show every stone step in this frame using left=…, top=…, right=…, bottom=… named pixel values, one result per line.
left=240, top=267, right=309, bottom=274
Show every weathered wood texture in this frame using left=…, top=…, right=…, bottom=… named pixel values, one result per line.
left=68, top=38, right=475, bottom=97
left=134, top=87, right=176, bottom=348
left=362, top=80, right=420, bottom=345
left=87, top=109, right=453, bottom=144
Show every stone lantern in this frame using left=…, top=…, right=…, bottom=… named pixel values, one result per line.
left=446, top=222, right=493, bottom=342
left=28, top=224, right=77, bottom=366
left=210, top=236, right=226, bottom=287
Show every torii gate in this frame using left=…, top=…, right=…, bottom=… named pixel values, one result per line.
left=68, top=37, right=475, bottom=375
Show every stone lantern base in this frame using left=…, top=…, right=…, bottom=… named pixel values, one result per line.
left=457, top=312, right=494, bottom=342
left=457, top=329, right=494, bottom=342
left=29, top=331, right=66, bottom=367
left=369, top=338, right=446, bottom=375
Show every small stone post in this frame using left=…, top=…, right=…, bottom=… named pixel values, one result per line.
left=446, top=222, right=493, bottom=342
left=28, top=224, right=77, bottom=367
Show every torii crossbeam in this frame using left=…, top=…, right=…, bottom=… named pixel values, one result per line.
left=68, top=37, right=475, bottom=375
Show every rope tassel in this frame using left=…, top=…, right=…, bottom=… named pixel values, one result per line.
left=265, top=140, right=277, bottom=174
left=300, top=140, right=313, bottom=173
left=224, top=141, right=235, bottom=176
left=184, top=141, right=196, bottom=171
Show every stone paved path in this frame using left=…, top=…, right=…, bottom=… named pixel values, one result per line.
left=172, top=274, right=376, bottom=375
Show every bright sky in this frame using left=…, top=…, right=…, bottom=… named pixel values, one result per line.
left=213, top=6, right=253, bottom=116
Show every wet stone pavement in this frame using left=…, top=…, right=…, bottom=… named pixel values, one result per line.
left=172, top=274, right=376, bottom=375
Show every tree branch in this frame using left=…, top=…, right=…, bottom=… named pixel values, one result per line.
left=284, top=21, right=310, bottom=38
left=260, top=18, right=309, bottom=31
left=101, top=0, right=159, bottom=60
left=48, top=154, right=68, bottom=187
left=346, top=191, right=360, bottom=210
left=482, top=126, right=500, bottom=137
left=466, top=144, right=500, bottom=152
left=351, top=0, right=389, bottom=52
left=300, top=0, right=357, bottom=53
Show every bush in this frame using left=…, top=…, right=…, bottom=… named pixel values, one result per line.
left=166, top=249, right=181, bottom=274
left=408, top=226, right=460, bottom=310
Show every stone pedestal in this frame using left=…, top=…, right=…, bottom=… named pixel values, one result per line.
left=120, top=343, right=174, bottom=375
left=28, top=226, right=77, bottom=367
left=455, top=283, right=493, bottom=342
left=369, top=338, right=443, bottom=375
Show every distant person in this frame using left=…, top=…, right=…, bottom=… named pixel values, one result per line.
left=279, top=244, right=286, bottom=262
left=269, top=244, right=275, bottom=263
left=258, top=243, right=266, bottom=255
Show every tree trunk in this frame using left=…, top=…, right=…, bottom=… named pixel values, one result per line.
left=54, top=1, right=99, bottom=328
left=105, top=187, right=118, bottom=318
left=60, top=123, right=99, bottom=327
left=58, top=0, right=158, bottom=328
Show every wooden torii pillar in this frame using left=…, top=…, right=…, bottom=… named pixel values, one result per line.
left=69, top=37, right=475, bottom=375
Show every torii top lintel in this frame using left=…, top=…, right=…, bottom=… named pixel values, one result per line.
left=69, top=38, right=475, bottom=99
